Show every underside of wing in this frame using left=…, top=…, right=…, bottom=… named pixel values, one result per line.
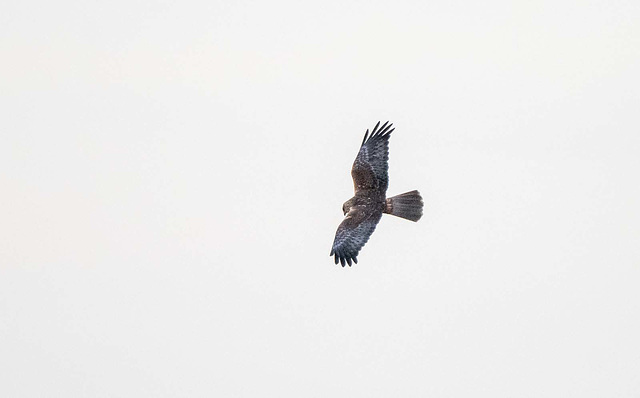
left=351, top=121, right=394, bottom=194
left=329, top=207, right=383, bottom=267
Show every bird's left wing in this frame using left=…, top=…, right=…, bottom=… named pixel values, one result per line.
left=351, top=121, right=394, bottom=194
left=330, top=206, right=383, bottom=267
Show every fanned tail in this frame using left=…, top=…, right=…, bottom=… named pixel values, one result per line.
left=384, top=190, right=423, bottom=222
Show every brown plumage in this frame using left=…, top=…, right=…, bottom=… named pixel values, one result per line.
left=330, top=121, right=423, bottom=267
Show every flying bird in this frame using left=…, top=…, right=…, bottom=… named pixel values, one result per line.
left=330, top=121, right=423, bottom=267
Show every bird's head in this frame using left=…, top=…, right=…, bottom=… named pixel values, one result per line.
left=342, top=198, right=354, bottom=216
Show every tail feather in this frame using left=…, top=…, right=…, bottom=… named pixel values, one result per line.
left=385, top=190, right=423, bottom=222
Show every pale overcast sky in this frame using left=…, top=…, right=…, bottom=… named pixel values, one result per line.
left=1, top=0, right=639, bottom=396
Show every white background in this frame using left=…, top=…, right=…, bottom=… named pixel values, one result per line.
left=1, top=0, right=639, bottom=396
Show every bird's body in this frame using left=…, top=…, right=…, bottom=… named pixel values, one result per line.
left=330, top=121, right=423, bottom=266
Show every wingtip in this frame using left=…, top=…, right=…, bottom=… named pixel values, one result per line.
left=332, top=253, right=358, bottom=267
left=366, top=120, right=396, bottom=138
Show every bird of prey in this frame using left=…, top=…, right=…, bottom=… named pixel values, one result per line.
left=330, top=121, right=423, bottom=267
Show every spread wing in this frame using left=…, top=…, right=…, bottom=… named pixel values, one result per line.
left=351, top=121, right=394, bottom=194
left=330, top=206, right=383, bottom=267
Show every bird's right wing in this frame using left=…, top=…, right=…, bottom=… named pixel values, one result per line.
left=330, top=206, right=383, bottom=267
